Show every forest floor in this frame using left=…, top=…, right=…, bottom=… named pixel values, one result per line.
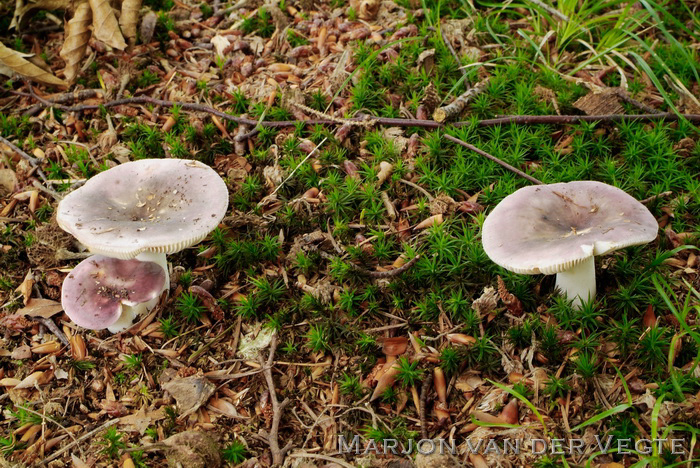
left=1, top=0, right=700, bottom=467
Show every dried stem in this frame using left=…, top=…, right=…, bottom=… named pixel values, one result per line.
left=259, top=334, right=292, bottom=466
left=18, top=92, right=700, bottom=131
left=420, top=371, right=434, bottom=440
left=433, top=78, right=490, bottom=123
left=39, top=419, right=119, bottom=466
left=443, top=134, right=544, bottom=185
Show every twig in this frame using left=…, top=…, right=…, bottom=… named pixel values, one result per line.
left=615, top=89, right=661, bottom=114
left=527, top=0, right=570, bottom=21
left=259, top=334, right=293, bottom=466
left=433, top=78, right=490, bottom=123
left=35, top=317, right=70, bottom=346
left=21, top=91, right=700, bottom=129
left=0, top=135, right=48, bottom=182
left=440, top=29, right=468, bottom=80
left=640, top=191, right=673, bottom=204
left=420, top=372, right=434, bottom=440
left=267, top=137, right=327, bottom=198
left=473, top=112, right=700, bottom=126
left=443, top=134, right=543, bottom=185
left=39, top=419, right=118, bottom=465
left=399, top=178, right=435, bottom=201
left=188, top=321, right=238, bottom=363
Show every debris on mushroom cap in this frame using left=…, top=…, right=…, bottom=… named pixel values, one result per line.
left=482, top=181, right=658, bottom=275
left=56, top=159, right=229, bottom=259
left=61, top=255, right=166, bottom=330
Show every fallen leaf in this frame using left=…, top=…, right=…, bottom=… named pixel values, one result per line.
left=120, top=406, right=165, bottom=434
left=119, top=0, right=141, bottom=45
left=18, top=298, right=63, bottom=318
left=573, top=89, right=623, bottom=115
left=60, top=1, right=92, bottom=82
left=89, top=0, right=127, bottom=50
left=211, top=35, right=230, bottom=57
left=0, top=169, right=17, bottom=195
left=163, top=374, right=216, bottom=418
left=0, top=42, right=67, bottom=86
left=238, top=326, right=275, bottom=359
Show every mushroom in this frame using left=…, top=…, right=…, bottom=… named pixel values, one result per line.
left=57, top=158, right=229, bottom=289
left=61, top=255, right=166, bottom=333
left=57, top=159, right=228, bottom=330
left=482, top=181, right=658, bottom=308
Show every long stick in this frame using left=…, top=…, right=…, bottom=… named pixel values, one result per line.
left=21, top=92, right=700, bottom=129
left=443, top=134, right=544, bottom=185
left=39, top=419, right=118, bottom=465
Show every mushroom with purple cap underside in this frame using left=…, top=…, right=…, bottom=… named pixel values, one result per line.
left=482, top=181, right=659, bottom=308
left=57, top=159, right=229, bottom=331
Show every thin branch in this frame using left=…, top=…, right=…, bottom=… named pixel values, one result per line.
left=473, top=112, right=700, bottom=126
left=20, top=91, right=700, bottom=130
left=440, top=28, right=469, bottom=81
left=0, top=135, right=48, bottom=182
left=640, top=191, right=673, bottom=204
left=420, top=371, right=434, bottom=440
left=443, top=134, right=544, bottom=185
left=39, top=419, right=119, bottom=465
left=615, top=89, right=661, bottom=114
left=259, top=334, right=292, bottom=466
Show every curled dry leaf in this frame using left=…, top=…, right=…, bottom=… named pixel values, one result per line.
left=140, top=10, right=157, bottom=44
left=376, top=161, right=393, bottom=185
left=60, top=1, right=92, bottom=83
left=119, top=0, right=141, bottom=45
left=12, top=0, right=71, bottom=29
left=370, top=362, right=401, bottom=401
left=446, top=333, right=476, bottom=346
left=0, top=42, right=66, bottom=86
left=350, top=0, right=379, bottom=20
left=414, top=213, right=443, bottom=230
left=498, top=399, right=518, bottom=424
left=497, top=275, right=523, bottom=316
left=89, top=0, right=127, bottom=50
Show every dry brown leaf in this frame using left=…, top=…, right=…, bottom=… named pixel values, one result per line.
left=17, top=298, right=63, bottom=318
left=89, top=0, right=127, bottom=50
left=140, top=10, right=157, bottom=44
left=119, top=0, right=141, bottom=45
left=162, top=374, right=216, bottom=418
left=12, top=0, right=71, bottom=29
left=60, top=1, right=92, bottom=82
left=0, top=169, right=18, bottom=195
left=0, top=42, right=66, bottom=86
left=119, top=406, right=165, bottom=434
left=573, top=89, right=623, bottom=115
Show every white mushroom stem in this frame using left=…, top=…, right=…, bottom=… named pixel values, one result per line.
left=135, top=252, right=170, bottom=291
left=555, top=256, right=596, bottom=309
left=107, top=302, right=151, bottom=334
left=106, top=252, right=169, bottom=334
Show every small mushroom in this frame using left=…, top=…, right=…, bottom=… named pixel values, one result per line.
left=482, top=181, right=658, bottom=308
left=56, top=159, right=229, bottom=290
left=61, top=255, right=166, bottom=332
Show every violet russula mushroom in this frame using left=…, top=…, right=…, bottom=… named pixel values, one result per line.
left=61, top=255, right=166, bottom=333
left=56, top=158, right=229, bottom=290
left=482, top=181, right=658, bottom=308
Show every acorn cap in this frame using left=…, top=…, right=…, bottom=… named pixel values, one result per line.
left=482, top=181, right=658, bottom=275
left=56, top=159, right=228, bottom=259
left=61, top=255, right=166, bottom=330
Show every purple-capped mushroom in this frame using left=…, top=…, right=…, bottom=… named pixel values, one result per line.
left=482, top=181, right=658, bottom=308
left=62, top=255, right=166, bottom=332
left=56, top=159, right=229, bottom=289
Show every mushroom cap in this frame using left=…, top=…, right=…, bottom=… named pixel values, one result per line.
left=61, top=255, right=166, bottom=330
left=56, top=159, right=228, bottom=259
left=482, top=181, right=658, bottom=275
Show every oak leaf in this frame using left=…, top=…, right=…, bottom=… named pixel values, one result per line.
left=60, top=1, right=92, bottom=82
left=89, top=0, right=126, bottom=50
left=119, top=0, right=141, bottom=45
